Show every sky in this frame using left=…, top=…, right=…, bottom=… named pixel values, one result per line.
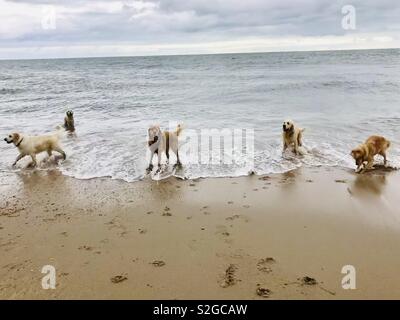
left=0, top=0, right=399, bottom=59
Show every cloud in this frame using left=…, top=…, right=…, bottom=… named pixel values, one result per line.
left=0, top=0, right=399, bottom=59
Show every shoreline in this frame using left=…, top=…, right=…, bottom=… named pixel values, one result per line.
left=1, top=166, right=400, bottom=299
left=2, top=162, right=391, bottom=184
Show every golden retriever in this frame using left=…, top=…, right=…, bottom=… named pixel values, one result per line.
left=147, top=124, right=182, bottom=172
left=351, top=135, right=391, bottom=173
left=4, top=132, right=66, bottom=167
left=63, top=110, right=75, bottom=133
left=282, top=120, right=305, bottom=155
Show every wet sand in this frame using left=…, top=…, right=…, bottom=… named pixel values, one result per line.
left=1, top=166, right=400, bottom=299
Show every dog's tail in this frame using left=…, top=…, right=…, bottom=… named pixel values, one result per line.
left=175, top=124, right=183, bottom=136
left=386, top=140, right=391, bottom=149
left=300, top=128, right=306, bottom=133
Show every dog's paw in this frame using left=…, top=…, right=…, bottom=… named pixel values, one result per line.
left=359, top=166, right=368, bottom=173
left=155, top=166, right=162, bottom=174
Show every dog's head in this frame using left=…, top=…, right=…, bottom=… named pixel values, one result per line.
left=4, top=133, right=20, bottom=145
left=351, top=147, right=365, bottom=166
left=66, top=110, right=74, bottom=118
left=148, top=125, right=161, bottom=146
left=283, top=120, right=294, bottom=133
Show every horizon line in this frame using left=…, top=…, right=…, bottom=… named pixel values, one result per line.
left=0, top=46, right=398, bottom=62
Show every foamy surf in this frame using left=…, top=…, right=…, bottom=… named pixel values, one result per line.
left=2, top=133, right=399, bottom=182
left=56, top=137, right=400, bottom=182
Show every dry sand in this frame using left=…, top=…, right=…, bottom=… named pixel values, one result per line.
left=1, top=166, right=400, bottom=299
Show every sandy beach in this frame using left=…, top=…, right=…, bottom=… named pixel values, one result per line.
left=1, top=166, right=400, bottom=299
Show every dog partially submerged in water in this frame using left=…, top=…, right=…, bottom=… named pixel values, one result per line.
left=4, top=131, right=66, bottom=167
left=147, top=124, right=182, bottom=172
left=63, top=110, right=75, bottom=133
left=351, top=135, right=391, bottom=173
left=282, top=120, right=305, bottom=155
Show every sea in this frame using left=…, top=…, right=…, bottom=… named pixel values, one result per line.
left=1, top=49, right=399, bottom=182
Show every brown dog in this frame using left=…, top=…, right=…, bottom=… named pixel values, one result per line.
left=351, top=136, right=391, bottom=173
left=63, top=110, right=75, bottom=133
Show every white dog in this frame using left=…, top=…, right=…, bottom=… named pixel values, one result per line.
left=147, top=124, right=182, bottom=172
left=282, top=120, right=305, bottom=155
left=4, top=132, right=66, bottom=167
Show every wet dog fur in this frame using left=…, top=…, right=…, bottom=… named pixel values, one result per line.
left=63, top=110, right=75, bottom=133
left=147, top=124, right=182, bottom=172
left=4, top=132, right=66, bottom=167
left=351, top=135, right=391, bottom=173
left=282, top=120, right=305, bottom=155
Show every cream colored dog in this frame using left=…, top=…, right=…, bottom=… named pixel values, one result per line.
left=147, top=124, right=182, bottom=172
left=282, top=120, right=305, bottom=155
left=351, top=135, right=391, bottom=173
left=4, top=132, right=66, bottom=167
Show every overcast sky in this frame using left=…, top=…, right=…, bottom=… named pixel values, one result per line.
left=0, top=0, right=399, bottom=59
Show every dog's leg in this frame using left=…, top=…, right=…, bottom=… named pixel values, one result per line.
left=154, top=152, right=162, bottom=173
left=365, top=158, right=375, bottom=171
left=157, top=151, right=162, bottom=167
left=283, top=141, right=288, bottom=153
left=165, top=132, right=170, bottom=165
left=147, top=151, right=154, bottom=172
left=175, top=150, right=182, bottom=168
left=294, top=140, right=299, bottom=155
left=298, top=132, right=303, bottom=147
left=13, top=154, right=24, bottom=166
left=30, top=154, right=38, bottom=167
left=165, top=150, right=169, bottom=164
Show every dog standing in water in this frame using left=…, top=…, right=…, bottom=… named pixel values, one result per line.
left=282, top=120, right=305, bottom=155
left=63, top=110, right=75, bottom=133
left=4, top=131, right=66, bottom=167
left=147, top=124, right=182, bottom=172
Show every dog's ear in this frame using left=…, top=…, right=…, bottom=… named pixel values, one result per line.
left=351, top=149, right=360, bottom=159
left=12, top=133, right=20, bottom=142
